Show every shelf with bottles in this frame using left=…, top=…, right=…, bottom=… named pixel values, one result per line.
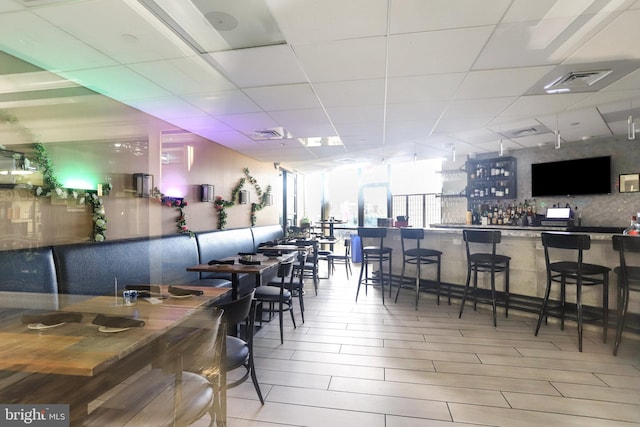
left=438, top=163, right=466, bottom=175
left=468, top=199, right=539, bottom=226
left=466, top=156, right=517, bottom=200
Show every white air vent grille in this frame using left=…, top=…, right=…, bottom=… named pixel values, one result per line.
left=247, top=127, right=289, bottom=141
left=502, top=125, right=550, bottom=139
left=545, top=69, right=612, bottom=92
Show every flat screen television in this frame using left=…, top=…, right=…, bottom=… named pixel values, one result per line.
left=531, top=156, right=611, bottom=197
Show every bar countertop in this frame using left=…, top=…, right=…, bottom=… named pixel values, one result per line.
left=428, top=224, right=625, bottom=240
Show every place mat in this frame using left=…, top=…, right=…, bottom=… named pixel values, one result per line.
left=21, top=312, right=83, bottom=326
left=168, top=286, right=204, bottom=297
left=92, top=314, right=145, bottom=328
left=239, top=259, right=261, bottom=265
left=208, top=259, right=234, bottom=265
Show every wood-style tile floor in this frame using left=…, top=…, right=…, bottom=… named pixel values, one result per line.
left=212, top=265, right=640, bottom=427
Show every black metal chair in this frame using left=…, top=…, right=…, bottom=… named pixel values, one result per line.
left=215, top=290, right=264, bottom=404
left=395, top=228, right=446, bottom=308
left=535, top=232, right=610, bottom=352
left=327, top=238, right=352, bottom=279
left=293, top=239, right=320, bottom=295
left=611, top=234, right=640, bottom=356
left=459, top=229, right=510, bottom=327
left=254, top=259, right=297, bottom=344
left=356, top=227, right=393, bottom=304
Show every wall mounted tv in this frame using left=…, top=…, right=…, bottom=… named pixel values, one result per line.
left=531, top=156, right=611, bottom=197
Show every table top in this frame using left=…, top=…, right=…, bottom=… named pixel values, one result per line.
left=0, top=286, right=229, bottom=377
left=187, top=253, right=295, bottom=274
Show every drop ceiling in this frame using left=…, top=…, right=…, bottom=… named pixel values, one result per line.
left=1, top=0, right=640, bottom=173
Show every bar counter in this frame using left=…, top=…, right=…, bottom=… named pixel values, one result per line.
left=378, top=225, right=637, bottom=315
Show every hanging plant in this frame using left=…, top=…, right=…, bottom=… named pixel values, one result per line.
left=153, top=187, right=194, bottom=237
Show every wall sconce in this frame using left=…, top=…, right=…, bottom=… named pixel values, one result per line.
left=239, top=190, right=249, bottom=204
left=201, top=184, right=214, bottom=202
left=264, top=193, right=273, bottom=206
left=133, top=173, right=153, bottom=198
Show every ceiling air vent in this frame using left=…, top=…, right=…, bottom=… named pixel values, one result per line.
left=502, top=125, right=550, bottom=139
left=544, top=69, right=612, bottom=93
left=247, top=127, right=289, bottom=141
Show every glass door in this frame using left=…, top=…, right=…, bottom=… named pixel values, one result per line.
left=360, top=183, right=390, bottom=227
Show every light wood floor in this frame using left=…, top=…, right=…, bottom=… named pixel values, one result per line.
left=213, top=264, right=640, bottom=427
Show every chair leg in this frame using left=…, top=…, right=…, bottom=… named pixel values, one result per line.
left=415, top=259, right=420, bottom=310
left=356, top=258, right=367, bottom=301
left=248, top=354, right=264, bottom=405
left=459, top=265, right=472, bottom=318
left=535, top=280, right=552, bottom=336
left=603, top=273, right=608, bottom=344
left=576, top=282, right=583, bottom=352
left=614, top=279, right=629, bottom=356
left=379, top=256, right=385, bottom=305
left=490, top=270, right=497, bottom=327
left=395, top=260, right=407, bottom=303
left=504, top=262, right=510, bottom=317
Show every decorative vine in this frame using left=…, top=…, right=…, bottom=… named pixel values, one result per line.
left=213, top=168, right=272, bottom=228
left=1, top=109, right=109, bottom=242
left=152, top=187, right=194, bottom=237
left=243, top=168, right=272, bottom=227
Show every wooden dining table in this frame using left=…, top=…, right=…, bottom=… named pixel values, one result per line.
left=187, top=252, right=295, bottom=300
left=0, top=285, right=229, bottom=425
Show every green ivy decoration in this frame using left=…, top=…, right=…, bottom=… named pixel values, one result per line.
left=214, top=177, right=246, bottom=229
left=152, top=187, right=194, bottom=237
left=243, top=168, right=272, bottom=227
left=1, top=109, right=107, bottom=242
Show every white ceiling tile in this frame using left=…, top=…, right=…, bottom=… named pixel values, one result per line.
left=128, top=57, right=236, bottom=95
left=390, top=0, right=510, bottom=34
left=170, top=115, right=233, bottom=134
left=454, top=66, right=556, bottom=99
left=266, top=0, right=387, bottom=43
left=126, top=96, right=208, bottom=120
left=314, top=79, right=385, bottom=107
left=183, top=90, right=261, bottom=116
left=385, top=102, right=446, bottom=122
left=326, top=105, right=384, bottom=125
left=388, top=27, right=494, bottom=76
left=443, top=97, right=518, bottom=119
left=387, top=74, right=466, bottom=103
left=214, top=112, right=280, bottom=133
left=208, top=44, right=307, bottom=88
left=34, top=0, right=193, bottom=63
left=498, top=93, right=592, bottom=120
left=61, top=65, right=170, bottom=101
left=244, top=84, right=321, bottom=111
left=0, top=10, right=116, bottom=71
left=293, top=37, right=387, bottom=82
left=269, top=108, right=335, bottom=137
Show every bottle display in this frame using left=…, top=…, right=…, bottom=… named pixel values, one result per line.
left=467, top=157, right=517, bottom=201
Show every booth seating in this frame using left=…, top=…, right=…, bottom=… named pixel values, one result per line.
left=0, top=225, right=284, bottom=303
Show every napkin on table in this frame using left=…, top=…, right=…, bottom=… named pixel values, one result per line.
left=22, top=312, right=83, bottom=326
left=92, top=314, right=145, bottom=328
left=207, top=259, right=234, bottom=265
left=168, top=286, right=204, bottom=296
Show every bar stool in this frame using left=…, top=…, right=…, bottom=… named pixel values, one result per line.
left=535, top=232, right=610, bottom=352
left=459, top=229, right=510, bottom=327
left=612, top=234, right=640, bottom=356
left=356, top=227, right=393, bottom=304
left=395, top=228, right=447, bottom=309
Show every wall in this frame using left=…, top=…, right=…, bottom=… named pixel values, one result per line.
left=445, top=136, right=640, bottom=227
left=0, top=113, right=281, bottom=249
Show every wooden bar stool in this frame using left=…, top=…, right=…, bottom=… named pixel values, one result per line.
left=356, top=227, right=393, bottom=304
left=395, top=228, right=446, bottom=309
left=535, top=232, right=610, bottom=352
left=459, top=229, right=510, bottom=327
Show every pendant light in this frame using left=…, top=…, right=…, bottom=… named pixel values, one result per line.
left=554, top=114, right=562, bottom=149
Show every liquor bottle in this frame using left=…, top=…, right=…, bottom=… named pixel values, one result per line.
left=624, top=215, right=640, bottom=236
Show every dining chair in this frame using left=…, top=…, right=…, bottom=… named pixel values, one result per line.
left=84, top=308, right=225, bottom=427
left=395, top=228, right=446, bottom=309
left=356, top=227, right=393, bottom=304
left=611, top=234, right=640, bottom=355
left=254, top=259, right=297, bottom=344
left=535, top=232, right=610, bottom=352
left=216, top=290, right=264, bottom=404
left=293, top=239, right=320, bottom=295
left=459, top=229, right=510, bottom=327
left=327, top=237, right=352, bottom=279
